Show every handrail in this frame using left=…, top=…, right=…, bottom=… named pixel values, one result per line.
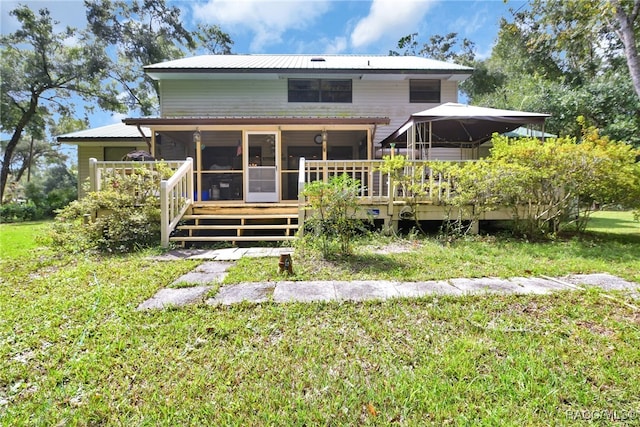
left=302, top=159, right=475, bottom=204
left=297, top=157, right=307, bottom=235
left=88, top=159, right=185, bottom=192
left=160, top=158, right=193, bottom=248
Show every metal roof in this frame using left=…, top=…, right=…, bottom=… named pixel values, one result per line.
left=144, top=54, right=473, bottom=74
left=56, top=123, right=150, bottom=142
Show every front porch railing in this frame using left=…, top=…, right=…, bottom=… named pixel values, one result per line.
left=160, top=158, right=193, bottom=248
left=88, top=159, right=186, bottom=192
left=88, top=158, right=193, bottom=248
left=300, top=158, right=472, bottom=204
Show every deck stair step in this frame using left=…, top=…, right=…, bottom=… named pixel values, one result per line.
left=170, top=209, right=299, bottom=247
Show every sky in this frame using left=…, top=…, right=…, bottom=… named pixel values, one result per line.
left=1, top=0, right=526, bottom=131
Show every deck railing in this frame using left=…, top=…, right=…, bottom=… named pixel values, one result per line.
left=88, top=158, right=193, bottom=248
left=303, top=159, right=390, bottom=202
left=88, top=159, right=186, bottom=192
left=300, top=158, right=473, bottom=204
left=160, top=158, right=193, bottom=248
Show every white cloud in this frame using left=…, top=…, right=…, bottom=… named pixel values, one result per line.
left=193, top=0, right=332, bottom=52
left=451, top=9, right=487, bottom=37
left=350, top=0, right=437, bottom=49
left=323, top=36, right=348, bottom=54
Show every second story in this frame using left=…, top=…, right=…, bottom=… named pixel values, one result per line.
left=145, top=54, right=473, bottom=141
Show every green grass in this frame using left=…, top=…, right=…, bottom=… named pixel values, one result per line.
left=0, top=221, right=51, bottom=259
left=226, top=211, right=640, bottom=284
left=1, top=213, right=639, bottom=425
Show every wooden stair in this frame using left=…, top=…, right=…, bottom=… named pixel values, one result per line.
left=169, top=204, right=299, bottom=247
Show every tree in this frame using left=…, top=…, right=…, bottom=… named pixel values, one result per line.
left=0, top=5, right=122, bottom=202
left=610, top=0, right=640, bottom=99
left=85, top=0, right=233, bottom=115
left=1, top=2, right=234, bottom=202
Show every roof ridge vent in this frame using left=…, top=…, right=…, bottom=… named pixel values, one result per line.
left=310, top=57, right=326, bottom=62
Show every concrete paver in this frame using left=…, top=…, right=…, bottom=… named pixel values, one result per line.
left=394, top=280, right=462, bottom=297
left=334, top=280, right=400, bottom=301
left=139, top=249, right=640, bottom=309
left=137, top=286, right=212, bottom=310
left=273, top=281, right=337, bottom=303
left=208, top=282, right=275, bottom=305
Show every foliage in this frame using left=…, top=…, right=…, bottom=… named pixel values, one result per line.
left=85, top=0, right=233, bottom=115
left=299, top=174, right=367, bottom=258
left=429, top=130, right=640, bottom=238
left=0, top=202, right=38, bottom=223
left=379, top=131, right=640, bottom=239
left=394, top=2, right=640, bottom=148
left=1, top=1, right=234, bottom=202
left=0, top=5, right=121, bottom=202
left=50, top=164, right=172, bottom=253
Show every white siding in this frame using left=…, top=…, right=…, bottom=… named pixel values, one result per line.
left=159, top=78, right=459, bottom=143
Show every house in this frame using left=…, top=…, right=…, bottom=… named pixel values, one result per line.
left=58, top=54, right=548, bottom=247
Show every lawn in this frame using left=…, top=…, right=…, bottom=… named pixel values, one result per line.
left=1, top=212, right=639, bottom=425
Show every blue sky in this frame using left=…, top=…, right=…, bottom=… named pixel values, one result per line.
left=2, top=0, right=525, bottom=130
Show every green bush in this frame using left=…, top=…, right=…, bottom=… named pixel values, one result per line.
left=299, top=173, right=367, bottom=258
left=0, top=202, right=38, bottom=223
left=50, top=165, right=169, bottom=253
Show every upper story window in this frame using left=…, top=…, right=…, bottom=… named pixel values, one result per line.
left=410, top=79, right=441, bottom=103
left=288, top=79, right=352, bottom=103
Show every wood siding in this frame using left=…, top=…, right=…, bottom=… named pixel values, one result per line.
left=78, top=146, right=103, bottom=198
left=77, top=144, right=147, bottom=198
left=159, top=79, right=459, bottom=143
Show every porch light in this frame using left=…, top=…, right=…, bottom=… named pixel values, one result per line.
left=193, top=129, right=201, bottom=144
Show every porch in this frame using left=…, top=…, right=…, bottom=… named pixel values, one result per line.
left=89, top=156, right=511, bottom=248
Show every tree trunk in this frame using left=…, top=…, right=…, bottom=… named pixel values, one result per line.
left=613, top=0, right=640, bottom=100
left=0, top=95, right=38, bottom=202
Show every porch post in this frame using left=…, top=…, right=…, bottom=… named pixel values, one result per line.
left=297, top=157, right=306, bottom=236
left=89, top=158, right=97, bottom=192
left=160, top=180, right=169, bottom=248
left=186, top=157, right=194, bottom=203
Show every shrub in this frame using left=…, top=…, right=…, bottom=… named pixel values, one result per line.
left=0, top=201, right=38, bottom=223
left=299, top=173, right=367, bottom=258
left=50, top=165, right=170, bottom=253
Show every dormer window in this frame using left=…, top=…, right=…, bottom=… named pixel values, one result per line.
left=288, top=79, right=352, bottom=103
left=410, top=79, right=441, bottom=103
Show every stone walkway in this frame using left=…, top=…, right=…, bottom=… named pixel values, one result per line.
left=137, top=248, right=640, bottom=310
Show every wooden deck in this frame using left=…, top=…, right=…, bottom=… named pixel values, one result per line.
left=88, top=158, right=518, bottom=248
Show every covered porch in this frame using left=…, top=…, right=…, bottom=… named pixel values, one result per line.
left=122, top=117, right=389, bottom=206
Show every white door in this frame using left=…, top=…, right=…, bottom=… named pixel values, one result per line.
left=245, top=132, right=279, bottom=202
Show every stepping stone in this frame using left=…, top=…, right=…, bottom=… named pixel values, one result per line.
left=171, top=261, right=234, bottom=286
left=333, top=280, right=400, bottom=301
left=394, top=280, right=463, bottom=297
left=564, top=273, right=639, bottom=291
left=137, top=286, right=212, bottom=310
left=449, top=277, right=524, bottom=294
left=207, top=282, right=275, bottom=305
left=509, top=277, right=568, bottom=294
left=274, top=281, right=336, bottom=303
